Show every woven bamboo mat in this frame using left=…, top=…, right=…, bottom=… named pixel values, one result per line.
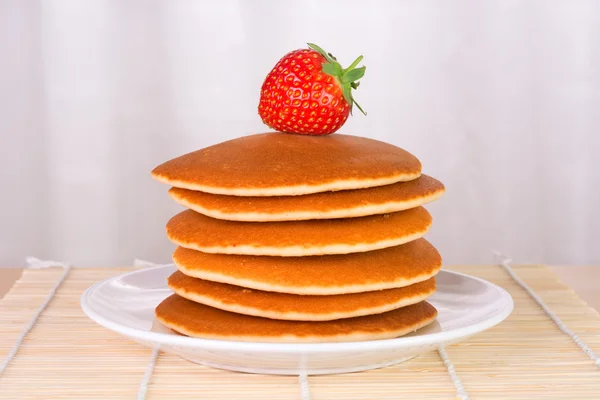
left=1, top=265, right=599, bottom=399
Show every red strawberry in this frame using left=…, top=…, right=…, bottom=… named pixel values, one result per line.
left=258, top=43, right=366, bottom=135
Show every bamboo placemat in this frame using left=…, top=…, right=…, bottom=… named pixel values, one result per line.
left=1, top=264, right=599, bottom=399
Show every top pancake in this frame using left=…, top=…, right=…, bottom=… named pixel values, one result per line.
left=168, top=174, right=445, bottom=222
left=151, top=133, right=422, bottom=196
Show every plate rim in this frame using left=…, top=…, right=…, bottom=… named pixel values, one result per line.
left=80, top=266, right=513, bottom=353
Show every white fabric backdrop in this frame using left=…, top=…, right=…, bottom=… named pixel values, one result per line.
left=1, top=0, right=599, bottom=267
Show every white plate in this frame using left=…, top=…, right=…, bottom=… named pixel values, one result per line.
left=81, top=266, right=513, bottom=375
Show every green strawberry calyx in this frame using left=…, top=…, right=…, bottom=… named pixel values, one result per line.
left=307, top=43, right=367, bottom=116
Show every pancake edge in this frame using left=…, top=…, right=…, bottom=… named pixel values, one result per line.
left=173, top=260, right=442, bottom=295
left=169, top=187, right=445, bottom=222
left=152, top=172, right=421, bottom=197
left=168, top=226, right=431, bottom=257
left=155, top=303, right=438, bottom=343
left=168, top=280, right=436, bottom=321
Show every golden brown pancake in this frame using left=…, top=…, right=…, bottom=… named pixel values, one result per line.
left=151, top=133, right=422, bottom=196
left=156, top=295, right=438, bottom=343
left=168, top=271, right=436, bottom=321
left=167, top=207, right=432, bottom=256
left=168, top=174, right=445, bottom=222
left=173, top=238, right=441, bottom=294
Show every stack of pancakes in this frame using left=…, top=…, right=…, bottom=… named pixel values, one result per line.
left=151, top=133, right=445, bottom=343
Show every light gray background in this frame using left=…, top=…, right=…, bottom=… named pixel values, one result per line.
left=1, top=0, right=599, bottom=266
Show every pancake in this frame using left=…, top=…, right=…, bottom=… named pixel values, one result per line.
left=156, top=294, right=438, bottom=343
left=168, top=174, right=445, bottom=222
left=167, top=207, right=432, bottom=256
left=151, top=133, right=422, bottom=196
left=173, top=238, right=441, bottom=295
left=168, top=271, right=436, bottom=321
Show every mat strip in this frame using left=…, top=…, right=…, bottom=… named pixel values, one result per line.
left=438, top=346, right=469, bottom=400
left=497, top=254, right=600, bottom=367
left=133, top=259, right=172, bottom=399
left=0, top=257, right=71, bottom=376
left=138, top=346, right=161, bottom=400
left=298, top=373, right=311, bottom=400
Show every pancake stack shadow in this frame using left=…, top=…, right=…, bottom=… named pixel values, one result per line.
left=151, top=133, right=445, bottom=343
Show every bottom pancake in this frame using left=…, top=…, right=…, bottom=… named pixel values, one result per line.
left=168, top=270, right=436, bottom=321
left=155, top=295, right=438, bottom=343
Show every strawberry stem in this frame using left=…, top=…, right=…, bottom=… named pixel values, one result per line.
left=307, top=43, right=367, bottom=116
left=353, top=99, right=366, bottom=115
left=344, top=55, right=363, bottom=74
